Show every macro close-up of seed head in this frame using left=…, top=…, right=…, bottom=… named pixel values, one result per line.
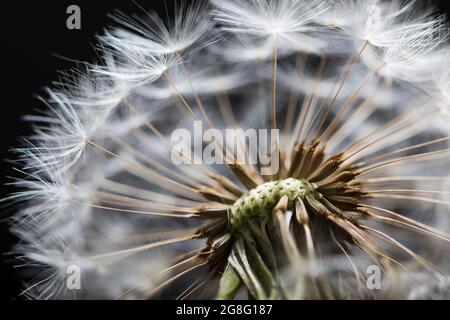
left=3, top=0, right=450, bottom=300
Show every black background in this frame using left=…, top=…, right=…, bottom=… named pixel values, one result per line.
left=0, top=0, right=174, bottom=300
left=0, top=0, right=449, bottom=301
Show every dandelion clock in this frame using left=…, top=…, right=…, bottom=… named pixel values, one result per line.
left=6, top=0, right=450, bottom=300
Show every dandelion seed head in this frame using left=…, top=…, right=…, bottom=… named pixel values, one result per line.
left=8, top=0, right=450, bottom=300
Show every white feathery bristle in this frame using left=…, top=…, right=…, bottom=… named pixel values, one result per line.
left=211, top=35, right=274, bottom=62
left=135, top=64, right=249, bottom=100
left=426, top=49, right=450, bottom=112
left=211, top=0, right=329, bottom=51
left=23, top=96, right=99, bottom=172
left=8, top=150, right=104, bottom=237
left=93, top=49, right=176, bottom=86
left=103, top=2, right=211, bottom=55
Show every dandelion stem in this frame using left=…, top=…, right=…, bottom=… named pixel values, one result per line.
left=284, top=52, right=308, bottom=134
left=175, top=50, right=215, bottom=129
left=271, top=37, right=278, bottom=130
left=343, top=107, right=440, bottom=162
left=86, top=139, right=200, bottom=197
left=311, top=40, right=369, bottom=142
left=326, top=80, right=390, bottom=146
left=319, top=62, right=385, bottom=143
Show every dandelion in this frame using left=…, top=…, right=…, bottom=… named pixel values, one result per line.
left=8, top=0, right=450, bottom=299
